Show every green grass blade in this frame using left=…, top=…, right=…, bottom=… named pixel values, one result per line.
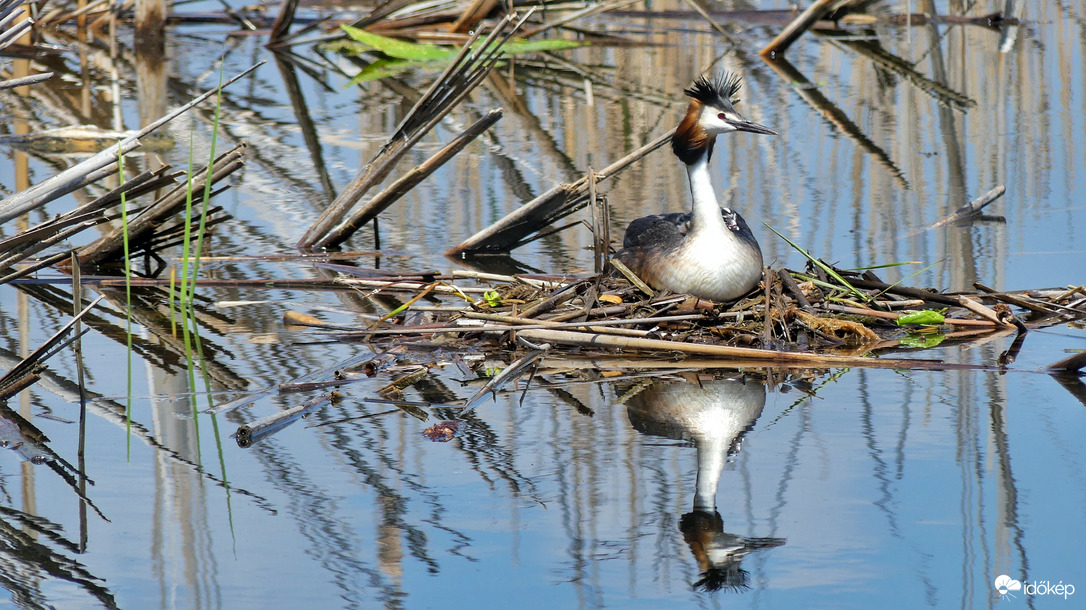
left=762, top=222, right=871, bottom=302
left=117, top=144, right=133, bottom=456
left=179, top=127, right=197, bottom=304
left=188, top=67, right=225, bottom=297
left=871, top=258, right=946, bottom=300
left=845, top=261, right=922, bottom=271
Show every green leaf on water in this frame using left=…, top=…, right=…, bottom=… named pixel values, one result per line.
left=483, top=290, right=502, bottom=307
left=342, top=26, right=453, bottom=61
left=896, top=310, right=946, bottom=326
left=898, top=332, right=946, bottom=348
left=340, top=26, right=584, bottom=61
left=332, top=28, right=585, bottom=83
left=494, top=39, right=584, bottom=54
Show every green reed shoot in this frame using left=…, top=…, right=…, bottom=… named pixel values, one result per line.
left=117, top=144, right=133, bottom=453
left=762, top=222, right=871, bottom=303
left=177, top=66, right=225, bottom=305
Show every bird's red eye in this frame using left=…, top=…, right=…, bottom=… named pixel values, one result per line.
left=718, top=113, right=726, bottom=120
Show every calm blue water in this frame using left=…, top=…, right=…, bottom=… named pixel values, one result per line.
left=1, top=1, right=1084, bottom=608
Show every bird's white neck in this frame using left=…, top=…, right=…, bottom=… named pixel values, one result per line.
left=686, top=151, right=725, bottom=232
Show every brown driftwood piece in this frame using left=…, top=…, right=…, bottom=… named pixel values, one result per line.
left=314, top=108, right=503, bottom=249
left=447, top=132, right=671, bottom=256
left=759, top=0, right=837, bottom=57
left=297, top=14, right=524, bottom=248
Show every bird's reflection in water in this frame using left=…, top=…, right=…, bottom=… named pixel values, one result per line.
left=625, top=373, right=785, bottom=592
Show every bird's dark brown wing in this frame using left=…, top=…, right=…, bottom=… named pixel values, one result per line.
left=621, top=212, right=691, bottom=249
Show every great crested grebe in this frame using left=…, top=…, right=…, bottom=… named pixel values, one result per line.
left=626, top=376, right=785, bottom=592
left=616, top=73, right=776, bottom=302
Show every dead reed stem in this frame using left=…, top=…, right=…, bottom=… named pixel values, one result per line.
left=447, top=132, right=672, bottom=255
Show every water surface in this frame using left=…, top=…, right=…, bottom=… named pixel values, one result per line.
left=0, top=1, right=1084, bottom=607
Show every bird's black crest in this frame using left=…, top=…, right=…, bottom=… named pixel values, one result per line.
left=684, top=72, right=743, bottom=110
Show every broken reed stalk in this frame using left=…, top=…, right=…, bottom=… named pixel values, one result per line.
left=460, top=347, right=547, bottom=412
left=973, top=282, right=1056, bottom=315
left=929, top=185, right=1005, bottom=228
left=447, top=131, right=672, bottom=255
left=822, top=303, right=997, bottom=327
left=957, top=296, right=1014, bottom=327
left=267, top=0, right=299, bottom=45
left=778, top=268, right=812, bottom=309
left=350, top=0, right=416, bottom=29
left=314, top=108, right=504, bottom=249
left=762, top=268, right=774, bottom=346
left=513, top=327, right=989, bottom=371
left=462, top=310, right=704, bottom=336
left=521, top=0, right=641, bottom=37
left=0, top=140, right=140, bottom=226
left=77, top=144, right=247, bottom=265
left=0, top=295, right=104, bottom=398
left=0, top=166, right=177, bottom=272
left=680, top=0, right=738, bottom=44
left=0, top=72, right=53, bottom=90
left=759, top=0, right=838, bottom=57
left=0, top=62, right=262, bottom=225
left=1047, top=350, right=1086, bottom=374
left=0, top=250, right=72, bottom=285
left=208, top=352, right=374, bottom=415
left=588, top=168, right=611, bottom=274
left=297, top=13, right=526, bottom=248
left=448, top=0, right=500, bottom=33
left=235, top=392, right=340, bottom=447
left=0, top=4, right=31, bottom=53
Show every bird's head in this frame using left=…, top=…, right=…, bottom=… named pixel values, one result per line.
left=672, top=72, right=776, bottom=165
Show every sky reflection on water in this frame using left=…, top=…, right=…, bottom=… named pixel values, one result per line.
left=0, top=0, right=1085, bottom=608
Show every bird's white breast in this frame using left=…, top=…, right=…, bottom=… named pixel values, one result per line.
left=659, top=227, right=763, bottom=301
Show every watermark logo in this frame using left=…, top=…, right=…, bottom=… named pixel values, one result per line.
left=995, top=575, right=1075, bottom=601
left=995, top=575, right=1022, bottom=600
